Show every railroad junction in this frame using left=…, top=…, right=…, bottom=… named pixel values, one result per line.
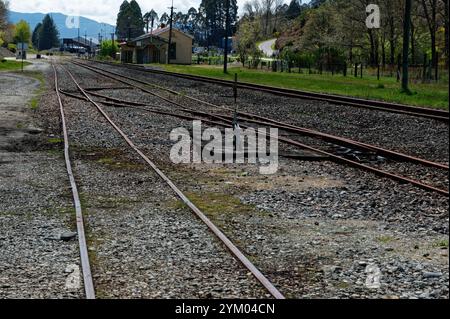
left=0, top=57, right=448, bottom=299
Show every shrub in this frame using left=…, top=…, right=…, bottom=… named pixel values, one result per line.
left=99, top=40, right=119, bottom=58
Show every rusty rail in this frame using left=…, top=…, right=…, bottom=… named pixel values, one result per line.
left=61, top=63, right=285, bottom=300
left=52, top=63, right=96, bottom=299
left=89, top=60, right=450, bottom=122
left=71, top=60, right=449, bottom=196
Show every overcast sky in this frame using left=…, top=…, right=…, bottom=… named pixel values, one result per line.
left=9, top=0, right=296, bottom=25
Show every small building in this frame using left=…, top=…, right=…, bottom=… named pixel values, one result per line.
left=120, top=26, right=193, bottom=65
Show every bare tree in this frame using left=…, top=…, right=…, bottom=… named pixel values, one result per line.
left=402, top=0, right=412, bottom=92
left=440, top=0, right=449, bottom=67
left=420, top=0, right=439, bottom=80
left=273, top=0, right=285, bottom=33
left=243, top=1, right=256, bottom=20
left=262, top=0, right=275, bottom=36
left=0, top=0, right=9, bottom=30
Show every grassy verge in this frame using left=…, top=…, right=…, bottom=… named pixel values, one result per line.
left=22, top=70, right=46, bottom=110
left=152, top=64, right=449, bottom=109
left=0, top=60, right=31, bottom=71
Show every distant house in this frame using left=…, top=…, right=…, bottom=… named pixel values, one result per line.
left=120, top=26, right=193, bottom=65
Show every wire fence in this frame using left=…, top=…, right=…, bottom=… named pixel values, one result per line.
left=192, top=54, right=449, bottom=84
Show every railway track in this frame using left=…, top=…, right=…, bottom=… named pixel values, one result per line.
left=91, top=60, right=450, bottom=122
left=52, top=63, right=95, bottom=299
left=69, top=60, right=449, bottom=197
left=53, top=61, right=285, bottom=299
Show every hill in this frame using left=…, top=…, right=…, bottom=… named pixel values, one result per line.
left=8, top=11, right=115, bottom=40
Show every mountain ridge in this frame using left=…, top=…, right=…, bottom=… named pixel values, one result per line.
left=8, top=11, right=115, bottom=40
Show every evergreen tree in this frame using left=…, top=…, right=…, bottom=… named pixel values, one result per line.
left=31, top=23, right=42, bottom=49
left=116, top=0, right=144, bottom=40
left=199, top=0, right=238, bottom=47
left=129, top=0, right=144, bottom=38
left=285, top=0, right=302, bottom=19
left=39, top=15, right=59, bottom=50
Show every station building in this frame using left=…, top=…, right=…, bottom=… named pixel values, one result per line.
left=120, top=26, right=193, bottom=65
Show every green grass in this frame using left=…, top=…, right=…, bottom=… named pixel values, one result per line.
left=12, top=70, right=47, bottom=110
left=152, top=64, right=449, bottom=109
left=0, top=60, right=31, bottom=71
left=433, top=239, right=449, bottom=249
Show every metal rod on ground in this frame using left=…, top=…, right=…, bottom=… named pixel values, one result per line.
left=21, top=39, right=24, bottom=72
left=233, top=73, right=238, bottom=128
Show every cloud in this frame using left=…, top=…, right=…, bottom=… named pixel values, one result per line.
left=9, top=0, right=265, bottom=25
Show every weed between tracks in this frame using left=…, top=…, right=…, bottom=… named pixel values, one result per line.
left=72, top=146, right=147, bottom=172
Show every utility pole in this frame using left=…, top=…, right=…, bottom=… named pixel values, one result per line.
left=224, top=0, right=231, bottom=73
left=168, top=0, right=176, bottom=64
left=402, top=0, right=412, bottom=93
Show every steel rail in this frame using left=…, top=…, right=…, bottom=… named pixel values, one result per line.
left=61, top=63, right=285, bottom=300
left=73, top=60, right=449, bottom=171
left=71, top=60, right=449, bottom=196
left=63, top=81, right=448, bottom=197
left=108, top=98, right=450, bottom=197
left=52, top=63, right=96, bottom=299
left=89, top=60, right=450, bottom=122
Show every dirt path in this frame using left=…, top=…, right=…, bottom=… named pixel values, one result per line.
left=0, top=62, right=84, bottom=298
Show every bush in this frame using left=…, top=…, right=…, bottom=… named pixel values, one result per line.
left=7, top=43, right=16, bottom=53
left=99, top=40, right=119, bottom=58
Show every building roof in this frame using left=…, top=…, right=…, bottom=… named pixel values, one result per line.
left=63, top=36, right=99, bottom=47
left=132, top=26, right=194, bottom=43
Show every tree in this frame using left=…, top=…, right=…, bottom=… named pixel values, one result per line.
left=13, top=20, right=31, bottom=44
left=31, top=23, right=42, bottom=49
left=285, top=0, right=301, bottom=19
left=402, top=0, right=412, bottom=92
left=441, top=0, right=448, bottom=67
left=262, top=0, right=275, bottom=35
left=160, top=12, right=169, bottom=25
left=0, top=0, right=8, bottom=31
left=236, top=19, right=262, bottom=67
left=128, top=0, right=145, bottom=38
left=420, top=0, right=439, bottom=80
left=39, top=14, right=59, bottom=50
left=116, top=0, right=144, bottom=40
left=99, top=39, right=119, bottom=58
left=144, top=9, right=159, bottom=33
left=199, top=0, right=238, bottom=47
left=0, top=0, right=9, bottom=50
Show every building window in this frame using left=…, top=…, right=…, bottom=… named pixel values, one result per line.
left=169, top=43, right=176, bottom=60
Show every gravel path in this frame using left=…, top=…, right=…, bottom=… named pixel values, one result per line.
left=0, top=67, right=84, bottom=298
